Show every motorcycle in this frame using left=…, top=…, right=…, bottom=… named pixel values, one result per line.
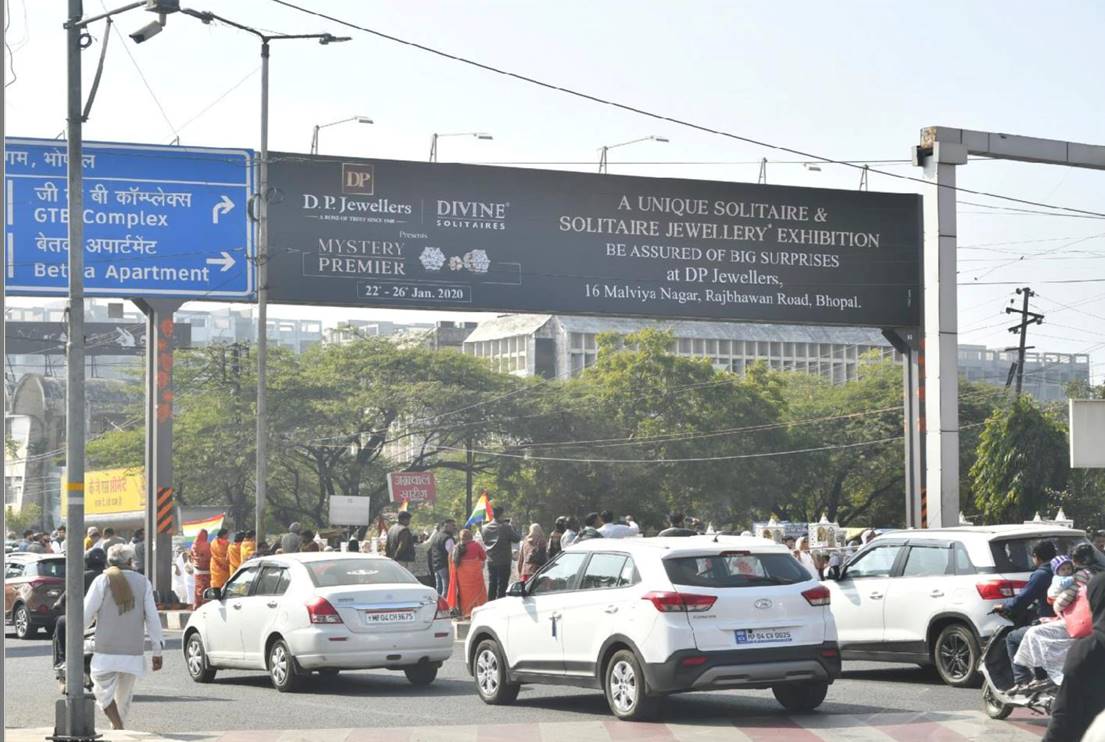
left=52, top=626, right=94, bottom=694
left=980, top=624, right=1055, bottom=720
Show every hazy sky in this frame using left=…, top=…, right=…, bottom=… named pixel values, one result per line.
left=5, top=1, right=1105, bottom=379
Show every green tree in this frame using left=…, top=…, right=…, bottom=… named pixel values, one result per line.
left=971, top=395, right=1069, bottom=524
left=5, top=503, right=43, bottom=535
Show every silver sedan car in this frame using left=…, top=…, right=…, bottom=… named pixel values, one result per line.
left=183, top=552, right=454, bottom=692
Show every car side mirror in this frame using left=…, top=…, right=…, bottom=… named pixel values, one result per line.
left=203, top=587, right=221, bottom=601
left=506, top=581, right=526, bottom=598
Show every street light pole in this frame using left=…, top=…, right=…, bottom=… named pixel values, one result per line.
left=428, top=132, right=493, bottom=163
left=597, top=135, right=669, bottom=174
left=256, top=38, right=270, bottom=545
left=179, top=11, right=351, bottom=546
left=310, top=116, right=373, bottom=155
left=61, top=0, right=94, bottom=736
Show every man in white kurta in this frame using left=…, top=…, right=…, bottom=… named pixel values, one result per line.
left=83, top=544, right=164, bottom=730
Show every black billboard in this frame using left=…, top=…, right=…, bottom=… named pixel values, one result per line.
left=268, top=156, right=922, bottom=327
left=7, top=321, right=191, bottom=356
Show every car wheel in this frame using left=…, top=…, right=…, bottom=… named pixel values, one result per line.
left=772, top=681, right=829, bottom=712
left=13, top=605, right=36, bottom=640
left=473, top=639, right=520, bottom=705
left=185, top=633, right=217, bottom=683
left=604, top=649, right=656, bottom=721
left=268, top=639, right=303, bottom=693
left=933, top=623, right=980, bottom=688
left=404, top=664, right=438, bottom=686
left=983, top=680, right=1013, bottom=720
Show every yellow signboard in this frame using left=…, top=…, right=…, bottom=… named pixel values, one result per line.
left=61, top=467, right=145, bottom=517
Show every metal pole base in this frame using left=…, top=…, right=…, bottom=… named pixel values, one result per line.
left=50, top=695, right=100, bottom=742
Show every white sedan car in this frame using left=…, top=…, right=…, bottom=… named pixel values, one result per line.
left=183, top=552, right=453, bottom=692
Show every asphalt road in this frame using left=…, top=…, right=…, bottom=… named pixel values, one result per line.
left=3, top=629, right=983, bottom=733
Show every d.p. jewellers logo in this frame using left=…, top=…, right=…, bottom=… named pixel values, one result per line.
left=341, top=163, right=375, bottom=195
left=436, top=199, right=509, bottom=231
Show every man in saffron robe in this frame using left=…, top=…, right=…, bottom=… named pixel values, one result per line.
left=227, top=531, right=244, bottom=575
left=240, top=530, right=257, bottom=562
left=191, top=530, right=211, bottom=608
left=210, top=528, right=231, bottom=589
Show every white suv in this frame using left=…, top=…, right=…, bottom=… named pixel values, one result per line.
left=464, top=536, right=841, bottom=720
left=824, top=525, right=1088, bottom=687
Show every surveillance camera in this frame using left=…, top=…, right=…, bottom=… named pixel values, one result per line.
left=130, top=19, right=164, bottom=44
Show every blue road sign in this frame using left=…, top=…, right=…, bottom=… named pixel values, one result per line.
left=3, top=138, right=254, bottom=300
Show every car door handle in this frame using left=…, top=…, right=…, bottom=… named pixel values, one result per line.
left=266, top=601, right=278, bottom=609
left=604, top=606, right=619, bottom=614
left=231, top=602, right=242, bottom=610
left=930, top=590, right=944, bottom=598
left=868, top=592, right=884, bottom=600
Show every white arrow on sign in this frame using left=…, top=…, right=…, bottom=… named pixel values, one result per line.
left=212, top=195, right=235, bottom=224
left=205, top=250, right=236, bottom=272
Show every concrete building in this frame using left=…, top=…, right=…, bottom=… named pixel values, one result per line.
left=462, top=314, right=900, bottom=383
left=958, top=345, right=1090, bottom=403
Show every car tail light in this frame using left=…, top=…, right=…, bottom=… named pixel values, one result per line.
left=642, top=591, right=717, bottom=613
left=305, top=597, right=343, bottom=625
left=680, top=655, right=708, bottom=667
left=802, top=585, right=831, bottom=606
left=976, top=579, right=1027, bottom=600
left=29, top=579, right=61, bottom=590
left=435, top=597, right=451, bottom=620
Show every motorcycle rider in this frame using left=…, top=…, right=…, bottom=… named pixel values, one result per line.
left=995, top=540, right=1057, bottom=690
left=52, top=547, right=107, bottom=678
left=1043, top=572, right=1105, bottom=742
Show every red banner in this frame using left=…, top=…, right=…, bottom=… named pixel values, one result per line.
left=387, top=471, right=437, bottom=505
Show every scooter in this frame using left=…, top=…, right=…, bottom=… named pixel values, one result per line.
left=980, top=624, right=1055, bottom=720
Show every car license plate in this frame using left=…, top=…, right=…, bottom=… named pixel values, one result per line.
left=735, top=628, right=792, bottom=645
left=362, top=610, right=415, bottom=625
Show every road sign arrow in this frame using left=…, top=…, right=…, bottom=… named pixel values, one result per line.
left=205, top=250, right=236, bottom=272
left=212, top=194, right=235, bottom=224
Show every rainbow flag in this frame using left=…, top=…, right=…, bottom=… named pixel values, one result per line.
left=180, top=513, right=225, bottom=545
left=465, top=492, right=494, bottom=528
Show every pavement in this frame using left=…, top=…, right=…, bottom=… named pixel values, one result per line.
left=5, top=710, right=1052, bottom=742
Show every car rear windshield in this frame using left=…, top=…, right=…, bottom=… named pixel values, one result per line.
left=990, top=536, right=1087, bottom=573
left=305, top=559, right=419, bottom=587
left=664, top=552, right=811, bottom=588
left=35, top=560, right=65, bottom=579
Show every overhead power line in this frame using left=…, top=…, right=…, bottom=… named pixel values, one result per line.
left=270, top=0, right=1105, bottom=220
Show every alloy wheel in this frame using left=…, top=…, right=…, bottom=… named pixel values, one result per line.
left=271, top=644, right=289, bottom=686
left=609, top=660, right=638, bottom=714
left=476, top=649, right=499, bottom=696
left=13, top=607, right=29, bottom=638
left=938, top=633, right=971, bottom=680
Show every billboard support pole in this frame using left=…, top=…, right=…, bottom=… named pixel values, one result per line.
left=913, top=141, right=966, bottom=528
left=883, top=328, right=925, bottom=528
left=136, top=298, right=182, bottom=603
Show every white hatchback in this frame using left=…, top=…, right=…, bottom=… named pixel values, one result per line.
left=465, top=536, right=841, bottom=720
left=183, top=552, right=453, bottom=692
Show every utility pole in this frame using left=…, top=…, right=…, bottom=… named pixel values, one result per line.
left=1, top=0, right=8, bottom=735
left=61, top=0, right=95, bottom=736
left=1005, top=286, right=1044, bottom=397
left=465, top=437, right=474, bottom=517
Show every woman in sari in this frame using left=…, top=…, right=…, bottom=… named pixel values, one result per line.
left=190, top=530, right=211, bottom=608
left=448, top=529, right=487, bottom=619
